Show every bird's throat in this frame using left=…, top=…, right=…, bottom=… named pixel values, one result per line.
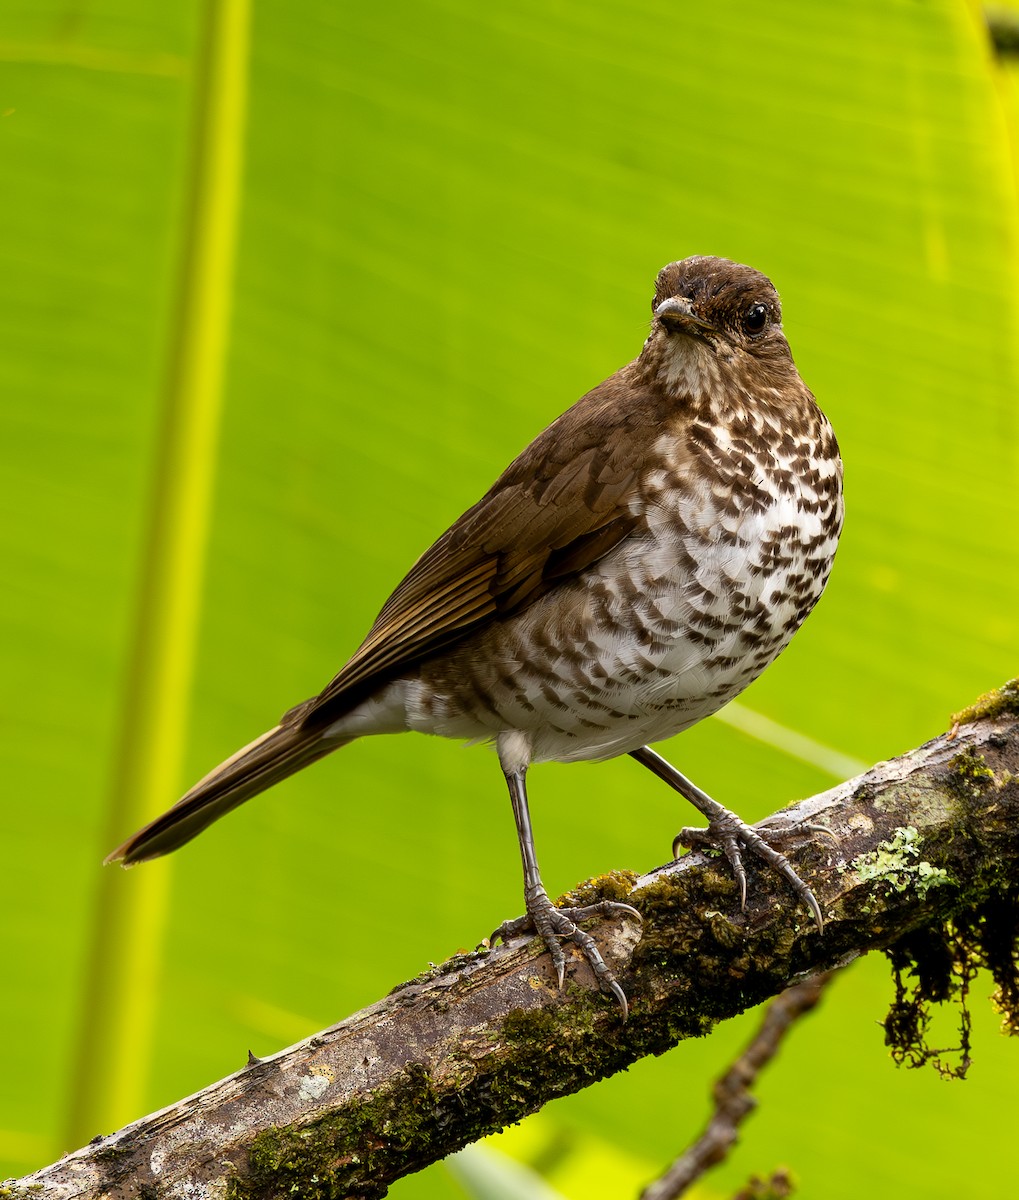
left=655, top=332, right=727, bottom=399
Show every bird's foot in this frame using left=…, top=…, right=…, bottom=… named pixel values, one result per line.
left=673, top=808, right=829, bottom=934
left=492, top=893, right=642, bottom=1019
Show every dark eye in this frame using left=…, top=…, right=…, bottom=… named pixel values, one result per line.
left=743, top=303, right=769, bottom=335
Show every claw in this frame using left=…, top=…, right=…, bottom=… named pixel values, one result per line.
left=807, top=823, right=841, bottom=847
left=491, top=897, right=641, bottom=1019
left=804, top=887, right=824, bottom=934
left=607, top=978, right=629, bottom=1021
left=631, top=745, right=828, bottom=931
left=673, top=813, right=826, bottom=934
left=560, top=899, right=643, bottom=925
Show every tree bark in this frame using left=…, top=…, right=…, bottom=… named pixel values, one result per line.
left=6, top=682, right=1019, bottom=1200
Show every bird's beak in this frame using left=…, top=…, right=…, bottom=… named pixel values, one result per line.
left=654, top=296, right=715, bottom=340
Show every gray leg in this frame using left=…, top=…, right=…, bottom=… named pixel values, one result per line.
left=491, top=761, right=641, bottom=1018
left=629, top=745, right=824, bottom=933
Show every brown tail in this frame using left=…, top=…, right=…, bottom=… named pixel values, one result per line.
left=105, top=724, right=352, bottom=866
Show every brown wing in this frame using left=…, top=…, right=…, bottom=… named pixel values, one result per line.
left=288, top=364, right=664, bottom=729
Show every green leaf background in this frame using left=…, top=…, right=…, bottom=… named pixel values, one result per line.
left=3, top=1, right=1019, bottom=1195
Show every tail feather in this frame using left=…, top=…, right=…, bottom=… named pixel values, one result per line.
left=105, top=725, right=351, bottom=866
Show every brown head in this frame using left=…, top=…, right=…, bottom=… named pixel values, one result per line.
left=642, top=257, right=796, bottom=391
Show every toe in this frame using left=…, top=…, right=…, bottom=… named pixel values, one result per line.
left=672, top=814, right=824, bottom=932
left=490, top=913, right=533, bottom=945
left=560, top=899, right=643, bottom=926
left=520, top=894, right=632, bottom=1017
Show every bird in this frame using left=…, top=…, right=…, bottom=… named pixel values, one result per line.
left=107, top=256, right=844, bottom=1017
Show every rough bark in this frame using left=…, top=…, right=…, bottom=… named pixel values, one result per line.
left=5, top=681, right=1019, bottom=1200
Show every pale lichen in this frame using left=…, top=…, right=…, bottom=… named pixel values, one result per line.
left=853, top=826, right=950, bottom=899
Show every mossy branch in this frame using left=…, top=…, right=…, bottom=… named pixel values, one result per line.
left=5, top=680, right=1019, bottom=1200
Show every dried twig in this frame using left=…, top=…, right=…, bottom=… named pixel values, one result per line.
left=640, top=970, right=838, bottom=1200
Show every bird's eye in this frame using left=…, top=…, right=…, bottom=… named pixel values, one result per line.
left=743, top=303, right=769, bottom=336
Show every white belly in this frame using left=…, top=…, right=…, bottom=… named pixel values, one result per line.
left=331, top=423, right=843, bottom=765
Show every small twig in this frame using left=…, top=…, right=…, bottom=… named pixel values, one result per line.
left=640, top=969, right=839, bottom=1200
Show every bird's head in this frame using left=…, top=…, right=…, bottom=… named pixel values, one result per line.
left=644, top=257, right=794, bottom=392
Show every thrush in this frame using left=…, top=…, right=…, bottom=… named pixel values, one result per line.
left=108, top=256, right=843, bottom=1017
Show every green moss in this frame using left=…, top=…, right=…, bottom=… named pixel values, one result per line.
left=235, top=1064, right=439, bottom=1200
left=631, top=872, right=707, bottom=965
left=883, top=893, right=1019, bottom=1077
left=502, top=1005, right=561, bottom=1045
left=231, top=996, right=624, bottom=1199
left=952, top=748, right=995, bottom=781
left=556, top=870, right=639, bottom=908
left=948, top=748, right=1002, bottom=803
left=853, top=827, right=951, bottom=899
left=627, top=866, right=802, bottom=1042
left=704, top=909, right=744, bottom=949
left=951, top=678, right=1019, bottom=730
left=497, top=1000, right=604, bottom=1094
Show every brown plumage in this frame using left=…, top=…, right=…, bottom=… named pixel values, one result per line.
left=108, top=256, right=844, bottom=1015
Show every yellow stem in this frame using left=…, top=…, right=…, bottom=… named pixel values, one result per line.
left=65, top=0, right=250, bottom=1145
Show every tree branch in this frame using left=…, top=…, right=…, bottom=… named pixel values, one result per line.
left=6, top=681, right=1019, bottom=1200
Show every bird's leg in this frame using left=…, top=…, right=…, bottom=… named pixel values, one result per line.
left=629, top=745, right=824, bottom=933
left=490, top=759, right=641, bottom=1017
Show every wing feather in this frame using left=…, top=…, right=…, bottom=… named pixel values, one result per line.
left=291, top=365, right=673, bottom=727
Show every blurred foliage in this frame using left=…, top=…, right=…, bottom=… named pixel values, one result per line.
left=2, top=0, right=1019, bottom=1196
